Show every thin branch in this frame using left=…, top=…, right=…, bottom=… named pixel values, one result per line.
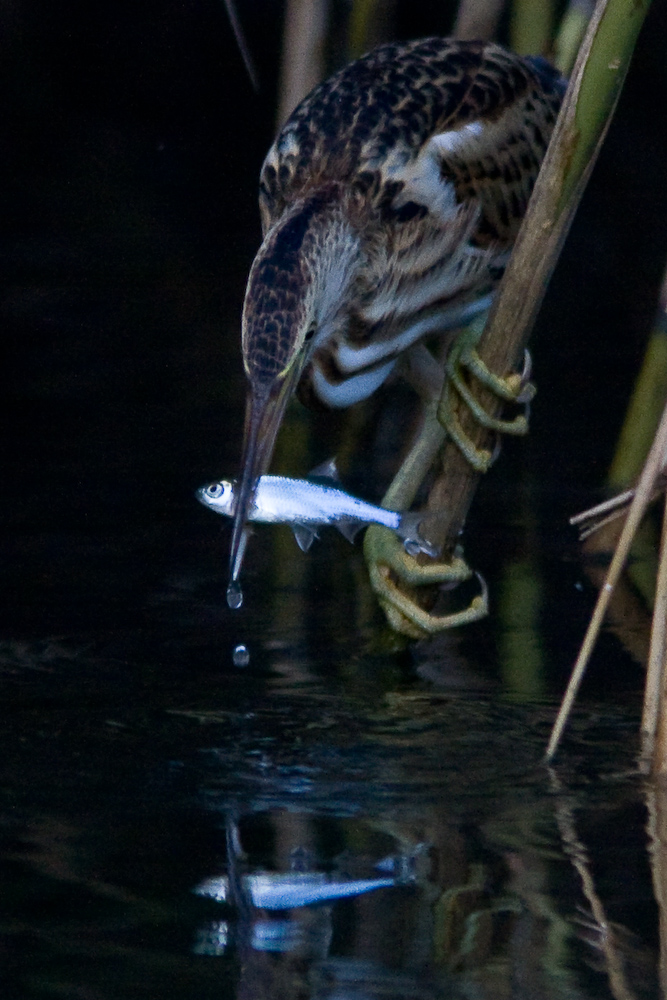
left=570, top=482, right=667, bottom=539
left=221, top=0, right=259, bottom=92
left=546, top=396, right=667, bottom=761
left=644, top=499, right=667, bottom=767
left=570, top=489, right=636, bottom=537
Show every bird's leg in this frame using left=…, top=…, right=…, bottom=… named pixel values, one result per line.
left=437, top=315, right=536, bottom=472
left=363, top=344, right=488, bottom=639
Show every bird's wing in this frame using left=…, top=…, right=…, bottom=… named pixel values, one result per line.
left=259, top=38, right=564, bottom=242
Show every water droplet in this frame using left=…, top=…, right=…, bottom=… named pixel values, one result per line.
left=232, top=643, right=250, bottom=668
left=226, top=582, right=243, bottom=609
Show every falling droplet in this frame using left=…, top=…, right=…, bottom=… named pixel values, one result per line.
left=227, top=582, right=243, bottom=609
left=232, top=643, right=250, bottom=667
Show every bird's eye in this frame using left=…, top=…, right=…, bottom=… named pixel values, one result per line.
left=304, top=326, right=315, bottom=342
left=207, top=483, right=223, bottom=498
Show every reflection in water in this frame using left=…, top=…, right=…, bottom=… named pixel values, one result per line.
left=227, top=580, right=244, bottom=610
left=0, top=637, right=660, bottom=999
left=191, top=689, right=658, bottom=999
left=232, top=643, right=251, bottom=668
left=196, top=870, right=399, bottom=911
left=193, top=825, right=404, bottom=963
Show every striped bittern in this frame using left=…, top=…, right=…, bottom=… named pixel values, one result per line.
left=230, top=37, right=565, bottom=631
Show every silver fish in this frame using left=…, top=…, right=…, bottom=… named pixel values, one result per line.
left=197, top=460, right=437, bottom=566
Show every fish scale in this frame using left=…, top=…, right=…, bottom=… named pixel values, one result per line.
left=251, top=476, right=400, bottom=529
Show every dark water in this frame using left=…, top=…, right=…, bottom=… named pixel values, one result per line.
left=3, top=3, right=667, bottom=998
left=0, top=587, right=660, bottom=1000
left=0, top=434, right=662, bottom=999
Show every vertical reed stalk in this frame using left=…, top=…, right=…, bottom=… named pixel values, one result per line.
left=554, top=1, right=596, bottom=75
left=425, top=0, right=653, bottom=566
left=453, top=0, right=506, bottom=39
left=608, top=276, right=667, bottom=493
left=347, top=0, right=396, bottom=58
left=550, top=769, right=639, bottom=1000
left=546, top=396, right=667, bottom=760
left=510, top=0, right=555, bottom=55
left=645, top=500, right=667, bottom=769
left=348, top=0, right=378, bottom=58
left=276, top=0, right=330, bottom=127
left=646, top=787, right=667, bottom=996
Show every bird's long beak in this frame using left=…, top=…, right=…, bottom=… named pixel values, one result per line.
left=228, top=365, right=302, bottom=596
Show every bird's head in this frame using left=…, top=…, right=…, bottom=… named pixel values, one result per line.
left=229, top=188, right=360, bottom=591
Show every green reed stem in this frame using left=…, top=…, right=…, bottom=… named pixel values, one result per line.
left=510, top=0, right=555, bottom=55
left=427, top=0, right=652, bottom=568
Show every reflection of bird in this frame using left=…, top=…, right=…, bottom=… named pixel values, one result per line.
left=230, top=38, right=565, bottom=624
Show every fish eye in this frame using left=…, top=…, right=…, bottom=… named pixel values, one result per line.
left=206, top=483, right=224, bottom=498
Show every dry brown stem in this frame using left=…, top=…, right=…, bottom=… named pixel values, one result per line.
left=644, top=499, right=667, bottom=768
left=453, top=0, right=506, bottom=40
left=276, top=0, right=329, bottom=127
left=546, top=396, right=667, bottom=760
left=550, top=769, right=639, bottom=1000
left=646, top=786, right=667, bottom=994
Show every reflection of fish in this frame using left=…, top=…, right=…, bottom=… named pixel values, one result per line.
left=197, top=460, right=438, bottom=558
left=195, top=871, right=396, bottom=911
left=193, top=870, right=398, bottom=954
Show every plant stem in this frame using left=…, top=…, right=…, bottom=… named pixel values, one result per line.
left=645, top=499, right=667, bottom=768
left=554, top=0, right=595, bottom=75
left=546, top=396, right=667, bottom=761
left=276, top=0, right=329, bottom=127
left=453, top=0, right=506, bottom=39
left=423, top=0, right=653, bottom=562
left=510, top=0, right=555, bottom=55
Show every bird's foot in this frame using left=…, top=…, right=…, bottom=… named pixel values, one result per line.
left=438, top=338, right=535, bottom=473
left=364, top=526, right=488, bottom=640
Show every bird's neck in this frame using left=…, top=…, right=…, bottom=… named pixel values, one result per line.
left=242, top=189, right=361, bottom=385
left=303, top=209, right=361, bottom=346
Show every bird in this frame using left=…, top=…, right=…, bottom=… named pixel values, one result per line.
left=229, top=36, right=566, bottom=629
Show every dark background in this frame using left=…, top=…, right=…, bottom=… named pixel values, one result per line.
left=1, top=11, right=665, bottom=997
left=1, top=0, right=666, bottom=643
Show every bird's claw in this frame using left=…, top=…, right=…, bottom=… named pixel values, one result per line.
left=364, top=525, right=488, bottom=639
left=438, top=340, right=535, bottom=472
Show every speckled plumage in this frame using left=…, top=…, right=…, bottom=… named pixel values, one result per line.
left=243, top=37, right=564, bottom=402
left=230, top=37, right=565, bottom=592
left=259, top=38, right=561, bottom=231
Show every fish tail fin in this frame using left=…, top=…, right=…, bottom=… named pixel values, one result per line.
left=395, top=512, right=440, bottom=558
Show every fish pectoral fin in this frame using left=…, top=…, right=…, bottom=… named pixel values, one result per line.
left=292, top=523, right=319, bottom=552
left=337, top=520, right=365, bottom=544
left=308, top=457, right=341, bottom=485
